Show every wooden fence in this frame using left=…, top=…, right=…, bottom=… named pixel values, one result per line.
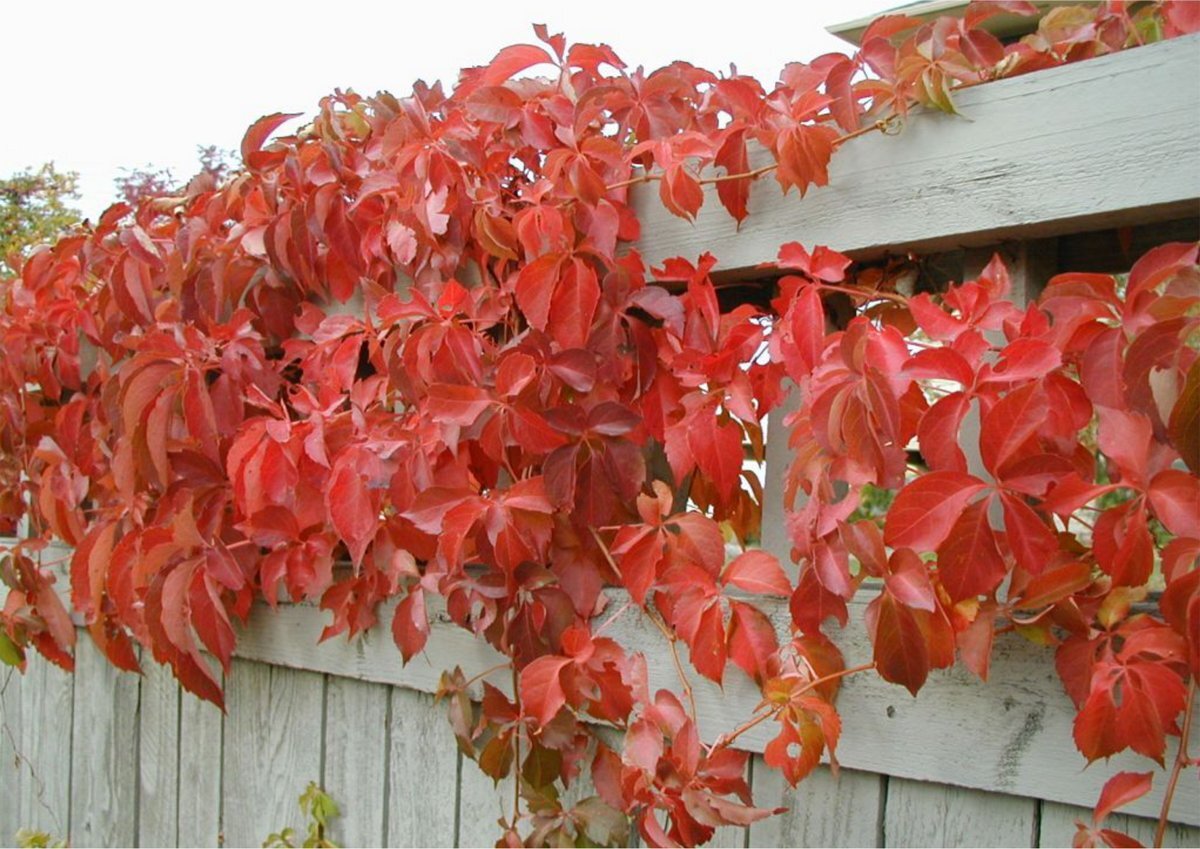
left=2, top=30, right=1200, bottom=849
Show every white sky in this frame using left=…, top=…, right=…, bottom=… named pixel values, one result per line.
left=2, top=0, right=888, bottom=220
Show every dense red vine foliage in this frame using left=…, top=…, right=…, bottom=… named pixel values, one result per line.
left=2, top=2, right=1198, bottom=846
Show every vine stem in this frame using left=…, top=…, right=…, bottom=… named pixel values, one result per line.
left=461, top=661, right=512, bottom=691
left=512, top=664, right=521, bottom=828
left=707, top=661, right=876, bottom=754
left=588, top=526, right=699, bottom=724
left=1154, top=679, right=1195, bottom=848
left=604, top=117, right=900, bottom=192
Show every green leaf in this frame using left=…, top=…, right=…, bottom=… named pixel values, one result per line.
left=0, top=631, right=25, bottom=667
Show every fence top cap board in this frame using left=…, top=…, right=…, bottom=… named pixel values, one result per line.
left=828, top=0, right=1052, bottom=45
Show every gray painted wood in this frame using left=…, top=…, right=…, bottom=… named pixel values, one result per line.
left=457, top=754, right=515, bottom=848
left=177, top=686, right=223, bottom=847
left=221, top=659, right=324, bottom=848
left=883, top=778, right=1036, bottom=847
left=749, top=762, right=883, bottom=848
left=0, top=658, right=73, bottom=843
left=69, top=636, right=139, bottom=847
left=629, top=35, right=1200, bottom=274
left=138, top=658, right=180, bottom=846
left=223, top=591, right=1200, bottom=825
left=0, top=667, right=18, bottom=841
left=1039, top=801, right=1200, bottom=849
left=386, top=686, right=459, bottom=847
left=18, top=540, right=1200, bottom=826
left=323, top=676, right=389, bottom=847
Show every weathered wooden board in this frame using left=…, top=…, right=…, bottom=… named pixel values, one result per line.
left=457, top=753, right=516, bottom=848
left=0, top=658, right=73, bottom=842
left=139, top=658, right=181, bottom=847
left=629, top=34, right=1200, bottom=275
left=69, top=636, right=139, bottom=847
left=221, top=659, right=324, bottom=848
left=748, top=763, right=883, bottom=848
left=225, top=589, right=1200, bottom=825
left=323, top=676, right=389, bottom=847
left=385, top=686, right=460, bottom=847
left=1040, top=801, right=1200, bottom=849
left=177, top=686, right=223, bottom=847
left=883, top=777, right=1037, bottom=847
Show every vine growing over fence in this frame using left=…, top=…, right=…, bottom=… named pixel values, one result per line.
left=2, top=2, right=1198, bottom=846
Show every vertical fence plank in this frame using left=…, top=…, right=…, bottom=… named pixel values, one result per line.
left=1040, top=801, right=1200, bottom=848
left=177, top=686, right=223, bottom=847
left=69, top=637, right=139, bottom=847
left=386, top=687, right=459, bottom=847
left=323, top=676, right=389, bottom=847
left=457, top=756, right=514, bottom=848
left=139, top=659, right=180, bottom=846
left=884, top=778, right=1036, bottom=847
left=0, top=667, right=19, bottom=841
left=2, top=659, right=73, bottom=843
left=221, top=659, right=324, bottom=848
left=749, top=761, right=883, bottom=848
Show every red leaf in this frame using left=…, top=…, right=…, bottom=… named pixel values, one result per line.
left=1000, top=493, right=1060, bottom=576
left=241, top=112, right=301, bottom=165
left=1093, top=771, right=1153, bottom=824
left=426, top=383, right=493, bottom=426
left=1013, top=561, right=1093, bottom=612
left=327, top=457, right=377, bottom=567
left=392, top=588, right=429, bottom=663
left=478, top=44, right=554, bottom=87
left=774, top=124, right=837, bottom=196
left=689, top=601, right=728, bottom=684
left=786, top=285, right=826, bottom=376
left=867, top=590, right=929, bottom=696
left=519, top=654, right=573, bottom=727
left=514, top=253, right=563, bottom=332
left=659, top=164, right=704, bottom=221
left=1147, top=469, right=1200, bottom=537
left=726, top=600, right=779, bottom=684
left=688, top=415, right=744, bottom=503
left=884, top=472, right=986, bottom=551
left=885, top=550, right=936, bottom=612
left=918, top=392, right=970, bottom=473
left=936, top=499, right=1007, bottom=602
left=1096, top=407, right=1153, bottom=487
left=714, top=130, right=750, bottom=222
left=980, top=383, right=1047, bottom=475
left=549, top=259, right=600, bottom=349
left=723, top=550, right=792, bottom=596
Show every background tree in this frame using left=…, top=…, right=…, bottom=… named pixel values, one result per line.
left=114, top=144, right=237, bottom=206
left=0, top=163, right=80, bottom=278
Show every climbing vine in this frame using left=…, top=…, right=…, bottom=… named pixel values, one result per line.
left=1, top=2, right=1198, bottom=846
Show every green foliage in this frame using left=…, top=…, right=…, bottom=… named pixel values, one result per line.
left=0, top=163, right=80, bottom=277
left=14, top=828, right=64, bottom=848
left=262, top=783, right=340, bottom=849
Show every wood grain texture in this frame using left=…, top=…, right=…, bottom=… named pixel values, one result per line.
left=176, top=687, right=223, bottom=847
left=1039, top=801, right=1200, bottom=849
left=223, top=589, right=1200, bottom=825
left=221, top=659, right=324, bottom=848
left=323, top=676, right=389, bottom=847
left=883, top=777, right=1036, bottom=847
left=0, top=658, right=73, bottom=842
left=748, top=763, right=883, bottom=848
left=138, top=658, right=180, bottom=846
left=385, top=686, right=459, bottom=847
left=69, top=636, right=139, bottom=847
left=457, top=754, right=515, bottom=848
left=629, top=35, right=1200, bottom=275
left=0, top=667, right=18, bottom=840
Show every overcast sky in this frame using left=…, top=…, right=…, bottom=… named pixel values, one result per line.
left=3, top=0, right=888, bottom=219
